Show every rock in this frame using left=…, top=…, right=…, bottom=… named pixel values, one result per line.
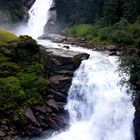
left=63, top=45, right=70, bottom=49
left=49, top=89, right=67, bottom=98
left=1, top=125, right=8, bottom=130
left=40, top=47, right=89, bottom=72
left=134, top=111, right=140, bottom=140
left=26, top=0, right=36, bottom=9
left=26, top=126, right=43, bottom=137
left=50, top=75, right=71, bottom=84
left=33, top=105, right=47, bottom=113
left=54, top=115, right=69, bottom=126
left=1, top=119, right=8, bottom=125
left=38, top=34, right=67, bottom=43
left=51, top=57, right=62, bottom=66
left=25, top=108, right=40, bottom=126
left=47, top=117, right=60, bottom=130
left=47, top=99, right=59, bottom=111
left=49, top=75, right=72, bottom=93
left=73, top=53, right=90, bottom=68
left=54, top=70, right=73, bottom=76
left=0, top=130, right=6, bottom=137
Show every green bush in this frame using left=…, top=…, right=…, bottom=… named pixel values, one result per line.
left=110, top=30, right=134, bottom=45
left=0, top=32, right=48, bottom=118
left=70, top=20, right=140, bottom=46
left=0, top=76, right=25, bottom=111
left=71, top=24, right=93, bottom=38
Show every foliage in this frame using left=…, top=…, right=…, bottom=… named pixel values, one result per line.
left=54, top=0, right=140, bottom=25
left=0, top=0, right=28, bottom=21
left=0, top=77, right=25, bottom=112
left=70, top=19, right=139, bottom=46
left=0, top=30, right=48, bottom=118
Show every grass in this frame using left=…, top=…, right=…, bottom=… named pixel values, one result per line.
left=0, top=29, right=18, bottom=45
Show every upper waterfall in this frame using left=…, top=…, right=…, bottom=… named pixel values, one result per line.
left=27, top=0, right=53, bottom=38
left=15, top=0, right=53, bottom=39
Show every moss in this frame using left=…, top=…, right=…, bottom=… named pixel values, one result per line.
left=73, top=54, right=82, bottom=68
left=0, top=29, right=18, bottom=44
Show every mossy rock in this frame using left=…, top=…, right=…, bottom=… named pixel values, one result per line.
left=0, top=29, right=18, bottom=45
left=0, top=31, right=48, bottom=119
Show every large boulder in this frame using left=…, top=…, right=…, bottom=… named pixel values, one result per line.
left=38, top=34, right=67, bottom=43
left=40, top=47, right=89, bottom=72
left=24, top=108, right=40, bottom=127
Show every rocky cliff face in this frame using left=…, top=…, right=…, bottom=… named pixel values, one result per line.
left=0, top=43, right=89, bottom=139
left=133, top=95, right=140, bottom=140
left=44, top=2, right=60, bottom=34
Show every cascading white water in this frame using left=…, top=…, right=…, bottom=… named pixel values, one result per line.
left=16, top=0, right=53, bottom=39
left=27, top=0, right=52, bottom=38
left=12, top=0, right=135, bottom=139
left=45, top=50, right=135, bottom=140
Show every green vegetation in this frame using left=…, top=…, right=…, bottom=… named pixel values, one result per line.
left=0, top=29, right=18, bottom=45
left=54, top=0, right=140, bottom=25
left=70, top=18, right=140, bottom=46
left=0, top=30, right=48, bottom=119
left=0, top=0, right=30, bottom=21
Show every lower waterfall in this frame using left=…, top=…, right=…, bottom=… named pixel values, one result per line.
left=43, top=50, right=134, bottom=140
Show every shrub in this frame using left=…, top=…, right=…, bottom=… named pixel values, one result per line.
left=110, top=30, right=134, bottom=45
left=0, top=76, right=25, bottom=112
left=70, top=24, right=93, bottom=38
left=0, top=31, right=47, bottom=118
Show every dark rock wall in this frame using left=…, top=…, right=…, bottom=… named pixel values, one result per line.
left=0, top=46, right=89, bottom=139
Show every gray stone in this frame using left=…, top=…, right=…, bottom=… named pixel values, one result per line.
left=25, top=108, right=40, bottom=126
left=0, top=130, right=6, bottom=137
left=47, top=99, right=59, bottom=111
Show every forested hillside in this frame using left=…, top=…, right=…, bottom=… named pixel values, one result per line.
left=0, top=0, right=34, bottom=21
left=54, top=0, right=140, bottom=25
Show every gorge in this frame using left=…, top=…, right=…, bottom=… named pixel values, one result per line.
left=0, top=0, right=138, bottom=139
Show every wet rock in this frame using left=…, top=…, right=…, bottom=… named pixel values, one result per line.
left=47, top=117, right=60, bottom=130
left=40, top=47, right=89, bottom=72
left=134, top=111, right=140, bottom=140
left=33, top=105, right=47, bottom=113
left=49, top=89, right=67, bottom=103
left=26, top=0, right=36, bottom=9
left=25, top=108, right=40, bottom=126
left=63, top=45, right=70, bottom=49
left=0, top=130, right=6, bottom=137
left=38, top=34, right=67, bottom=43
left=47, top=99, right=59, bottom=111
left=25, top=126, right=43, bottom=137
left=50, top=75, right=71, bottom=84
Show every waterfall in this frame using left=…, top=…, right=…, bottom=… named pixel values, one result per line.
left=16, top=0, right=53, bottom=39
left=45, top=50, right=135, bottom=140
left=12, top=0, right=135, bottom=139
